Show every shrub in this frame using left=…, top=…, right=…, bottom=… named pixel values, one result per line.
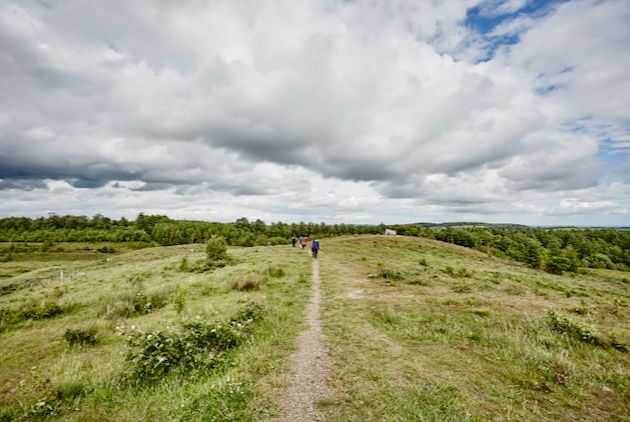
left=123, top=302, right=264, bottom=383
left=547, top=310, right=606, bottom=347
left=20, top=300, right=64, bottom=321
left=230, top=276, right=262, bottom=291
left=584, top=252, right=614, bottom=269
left=376, top=268, right=403, bottom=280
left=96, top=246, right=116, bottom=253
left=40, top=240, right=54, bottom=252
left=99, top=291, right=169, bottom=319
left=545, top=248, right=580, bottom=274
left=0, top=253, right=14, bottom=262
left=0, top=302, right=65, bottom=331
left=99, top=301, right=136, bottom=319
left=206, top=236, right=228, bottom=261
left=63, top=326, right=98, bottom=346
left=173, top=285, right=187, bottom=315
left=265, top=265, right=285, bottom=278
left=54, top=382, right=87, bottom=400
left=230, top=301, right=264, bottom=323
left=179, top=256, right=189, bottom=272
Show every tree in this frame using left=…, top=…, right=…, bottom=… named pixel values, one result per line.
left=206, top=236, right=228, bottom=261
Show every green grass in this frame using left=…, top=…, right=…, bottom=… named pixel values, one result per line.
left=318, top=235, right=630, bottom=421
left=0, top=243, right=311, bottom=421
left=1, top=235, right=629, bottom=421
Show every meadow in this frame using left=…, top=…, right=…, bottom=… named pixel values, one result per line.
left=319, top=236, right=629, bottom=421
left=0, top=242, right=311, bottom=421
left=1, top=235, right=628, bottom=421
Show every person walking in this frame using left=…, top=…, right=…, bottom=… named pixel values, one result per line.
left=311, top=239, right=320, bottom=259
left=292, top=236, right=297, bottom=248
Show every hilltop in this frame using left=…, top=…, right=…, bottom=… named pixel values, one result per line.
left=0, top=235, right=628, bottom=420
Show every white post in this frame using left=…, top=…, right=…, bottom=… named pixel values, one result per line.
left=60, top=269, right=64, bottom=285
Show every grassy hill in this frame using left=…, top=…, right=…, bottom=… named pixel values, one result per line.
left=1, top=236, right=628, bottom=421
left=319, top=236, right=629, bottom=421
left=0, top=243, right=312, bottom=421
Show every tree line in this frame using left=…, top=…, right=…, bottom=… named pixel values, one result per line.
left=0, top=214, right=628, bottom=273
left=390, top=224, right=630, bottom=273
left=0, top=214, right=381, bottom=246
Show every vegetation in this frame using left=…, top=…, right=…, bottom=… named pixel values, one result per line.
left=0, top=241, right=311, bottom=420
left=1, top=215, right=627, bottom=276
left=1, top=216, right=629, bottom=420
left=391, top=224, right=630, bottom=273
left=318, top=235, right=629, bottom=421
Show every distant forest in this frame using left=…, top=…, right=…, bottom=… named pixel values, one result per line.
left=0, top=214, right=628, bottom=274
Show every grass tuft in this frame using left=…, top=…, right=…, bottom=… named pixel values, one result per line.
left=63, top=325, right=99, bottom=346
left=230, top=276, right=263, bottom=291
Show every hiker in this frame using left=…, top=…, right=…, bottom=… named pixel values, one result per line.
left=302, top=236, right=308, bottom=249
left=311, top=239, right=320, bottom=259
left=299, top=236, right=304, bottom=249
left=292, top=236, right=297, bottom=248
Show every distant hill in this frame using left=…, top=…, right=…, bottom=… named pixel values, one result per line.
left=414, top=222, right=530, bottom=230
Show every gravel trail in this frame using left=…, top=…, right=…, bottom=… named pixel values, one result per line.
left=283, top=258, right=330, bottom=421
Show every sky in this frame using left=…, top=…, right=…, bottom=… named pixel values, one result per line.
left=1, top=0, right=629, bottom=225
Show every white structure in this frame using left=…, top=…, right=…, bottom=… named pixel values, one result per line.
left=384, top=229, right=397, bottom=236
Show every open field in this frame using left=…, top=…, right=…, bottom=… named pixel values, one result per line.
left=0, top=243, right=311, bottom=421
left=1, top=235, right=629, bottom=421
left=319, top=236, right=629, bottom=421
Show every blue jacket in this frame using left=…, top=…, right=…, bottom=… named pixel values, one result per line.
left=311, top=240, right=320, bottom=250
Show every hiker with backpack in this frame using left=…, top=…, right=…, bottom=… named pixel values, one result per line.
left=311, top=239, right=320, bottom=259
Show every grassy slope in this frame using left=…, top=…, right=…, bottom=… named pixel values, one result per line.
left=0, top=244, right=311, bottom=421
left=319, top=235, right=629, bottom=421
left=1, top=236, right=629, bottom=421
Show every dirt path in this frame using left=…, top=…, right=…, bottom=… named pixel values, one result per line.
left=283, top=258, right=330, bottom=421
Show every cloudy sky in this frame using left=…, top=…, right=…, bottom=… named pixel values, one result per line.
left=1, top=0, right=629, bottom=225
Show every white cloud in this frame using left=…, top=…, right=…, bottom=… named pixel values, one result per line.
left=0, top=0, right=628, bottom=224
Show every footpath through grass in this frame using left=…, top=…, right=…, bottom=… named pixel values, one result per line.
left=318, top=235, right=629, bottom=421
left=0, top=243, right=311, bottom=421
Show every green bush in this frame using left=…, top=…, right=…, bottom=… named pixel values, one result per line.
left=3, top=300, right=66, bottom=327
left=206, top=236, right=228, bottom=261
left=545, top=248, right=580, bottom=274
left=547, top=310, right=606, bottom=347
left=63, top=326, right=98, bottom=346
left=96, top=246, right=116, bottom=253
left=123, top=302, right=264, bottom=384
